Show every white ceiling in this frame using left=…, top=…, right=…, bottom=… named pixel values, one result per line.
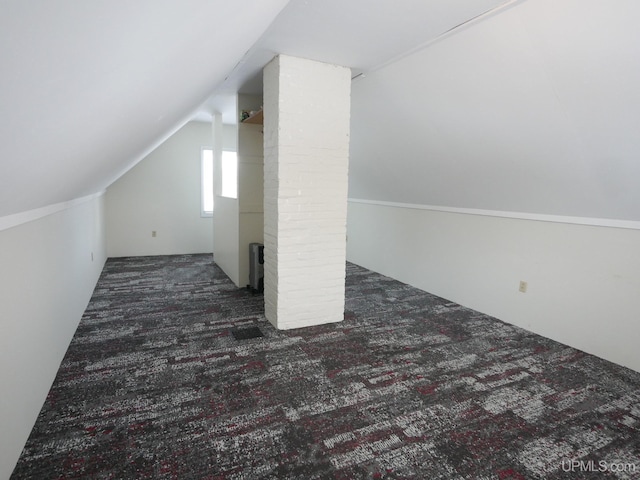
left=0, top=0, right=289, bottom=217
left=198, top=0, right=515, bottom=120
left=1, top=0, right=513, bottom=218
left=12, top=0, right=637, bottom=222
left=348, top=0, right=640, bottom=221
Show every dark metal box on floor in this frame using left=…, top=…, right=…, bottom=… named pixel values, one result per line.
left=249, top=242, right=264, bottom=293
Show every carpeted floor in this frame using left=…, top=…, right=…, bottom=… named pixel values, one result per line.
left=11, top=254, right=640, bottom=479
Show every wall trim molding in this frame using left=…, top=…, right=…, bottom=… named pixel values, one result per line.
left=0, top=191, right=106, bottom=232
left=348, top=197, right=640, bottom=231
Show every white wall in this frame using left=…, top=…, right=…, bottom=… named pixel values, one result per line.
left=346, top=0, right=640, bottom=373
left=213, top=195, right=240, bottom=285
left=212, top=112, right=240, bottom=286
left=106, top=121, right=215, bottom=257
left=0, top=195, right=107, bottom=480
left=347, top=201, right=640, bottom=373
left=211, top=116, right=240, bottom=284
left=349, top=0, right=640, bottom=222
left=213, top=95, right=262, bottom=288
left=238, top=123, right=264, bottom=288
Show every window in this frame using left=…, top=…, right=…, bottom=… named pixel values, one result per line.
left=201, top=148, right=238, bottom=216
left=221, top=151, right=238, bottom=199
left=201, top=148, right=213, bottom=216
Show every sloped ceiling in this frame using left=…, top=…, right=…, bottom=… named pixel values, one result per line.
left=349, top=0, right=640, bottom=221
left=5, top=0, right=634, bottom=223
left=0, top=0, right=289, bottom=218
left=0, top=0, right=512, bottom=220
left=208, top=0, right=511, bottom=98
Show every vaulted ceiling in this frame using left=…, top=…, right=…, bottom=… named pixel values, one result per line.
left=0, top=0, right=289, bottom=217
left=2, top=0, right=639, bottom=222
left=0, top=0, right=513, bottom=218
left=348, top=0, right=640, bottom=221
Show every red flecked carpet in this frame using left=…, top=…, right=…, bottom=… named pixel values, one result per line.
left=11, top=254, right=640, bottom=479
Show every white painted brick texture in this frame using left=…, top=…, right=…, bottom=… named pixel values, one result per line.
left=263, top=55, right=351, bottom=330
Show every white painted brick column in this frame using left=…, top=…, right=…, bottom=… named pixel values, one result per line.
left=263, top=55, right=351, bottom=330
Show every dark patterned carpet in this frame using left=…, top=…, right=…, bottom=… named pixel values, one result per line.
left=11, top=254, right=640, bottom=479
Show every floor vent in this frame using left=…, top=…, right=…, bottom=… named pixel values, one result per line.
left=231, top=326, right=264, bottom=340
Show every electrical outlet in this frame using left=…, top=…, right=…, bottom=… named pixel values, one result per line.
left=519, top=280, right=528, bottom=293
left=152, top=231, right=157, bottom=237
